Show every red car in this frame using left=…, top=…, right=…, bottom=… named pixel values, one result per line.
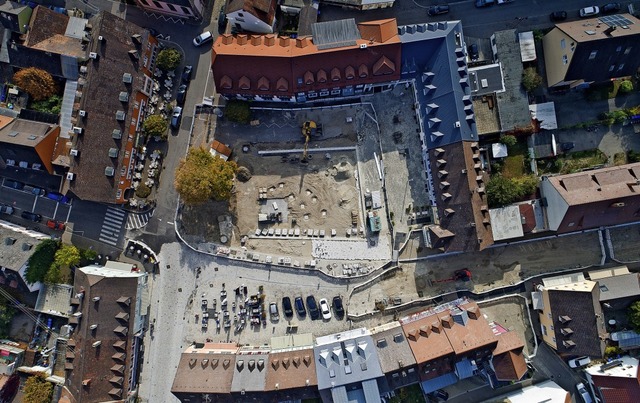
left=46, top=220, right=65, bottom=230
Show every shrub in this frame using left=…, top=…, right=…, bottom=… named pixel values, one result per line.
left=619, top=80, right=634, bottom=93
left=136, top=184, right=152, bottom=198
left=156, top=48, right=182, bottom=71
left=500, top=134, right=517, bottom=147
left=31, top=95, right=62, bottom=114
left=236, top=166, right=252, bottom=182
left=628, top=150, right=640, bottom=163
left=225, top=100, right=251, bottom=123
left=522, top=67, right=543, bottom=92
left=604, top=346, right=623, bottom=358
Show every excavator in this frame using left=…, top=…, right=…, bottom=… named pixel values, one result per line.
left=429, top=269, right=472, bottom=285
left=301, top=121, right=316, bottom=163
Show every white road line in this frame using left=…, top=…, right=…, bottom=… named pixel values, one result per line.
left=98, top=237, right=118, bottom=246
left=65, top=204, right=72, bottom=222
left=32, top=195, right=37, bottom=211
left=53, top=203, right=59, bottom=220
left=107, top=208, right=126, bottom=217
left=104, top=215, right=124, bottom=224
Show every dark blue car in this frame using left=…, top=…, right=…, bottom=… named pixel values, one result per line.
left=46, top=191, right=70, bottom=204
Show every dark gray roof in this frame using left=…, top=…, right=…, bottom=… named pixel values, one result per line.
left=371, top=324, right=416, bottom=374
left=399, top=21, right=478, bottom=148
left=469, top=63, right=505, bottom=96
left=493, top=30, right=532, bottom=132
left=530, top=131, right=555, bottom=159
left=230, top=351, right=269, bottom=393
left=548, top=287, right=606, bottom=357
left=314, top=329, right=384, bottom=390
left=597, top=273, right=640, bottom=302
left=311, top=18, right=360, bottom=50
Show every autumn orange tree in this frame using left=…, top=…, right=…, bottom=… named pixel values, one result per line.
left=13, top=67, right=58, bottom=101
left=175, top=146, right=238, bottom=204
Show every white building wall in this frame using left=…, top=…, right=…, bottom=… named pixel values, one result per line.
left=540, top=177, right=569, bottom=231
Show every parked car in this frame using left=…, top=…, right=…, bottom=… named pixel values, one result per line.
left=319, top=298, right=331, bottom=320
left=269, top=302, right=279, bottom=321
left=193, top=31, right=213, bottom=47
left=427, top=5, right=449, bottom=16
left=294, top=297, right=306, bottom=317
left=176, top=84, right=187, bottom=105
left=46, top=191, right=70, bottom=204
left=21, top=211, right=42, bottom=222
left=550, top=10, right=568, bottom=21
left=497, top=0, right=513, bottom=4
left=282, top=297, right=293, bottom=318
left=576, top=383, right=593, bottom=403
left=332, top=296, right=344, bottom=319
left=580, top=6, right=600, bottom=17
left=171, top=106, right=183, bottom=129
left=3, top=179, right=24, bottom=190
left=306, top=295, right=319, bottom=320
left=601, top=3, right=621, bottom=14
left=568, top=356, right=591, bottom=368
left=475, top=0, right=494, bottom=7
left=182, top=65, right=193, bottom=83
left=0, top=205, right=14, bottom=215
left=46, top=220, right=65, bottom=230
left=468, top=43, right=479, bottom=61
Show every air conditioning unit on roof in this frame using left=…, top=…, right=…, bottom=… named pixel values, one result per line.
left=89, top=52, right=98, bottom=59
left=70, top=149, right=79, bottom=157
left=359, top=44, right=367, bottom=49
left=79, top=110, right=86, bottom=117
left=66, top=172, right=75, bottom=180
left=73, top=127, right=83, bottom=134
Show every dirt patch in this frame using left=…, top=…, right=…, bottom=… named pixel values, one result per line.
left=235, top=152, right=360, bottom=240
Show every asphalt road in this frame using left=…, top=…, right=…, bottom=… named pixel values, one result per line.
left=319, top=0, right=636, bottom=37
left=0, top=184, right=71, bottom=223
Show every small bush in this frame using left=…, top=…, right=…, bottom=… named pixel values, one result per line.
left=628, top=150, right=640, bottom=163
left=500, top=134, right=517, bottom=147
left=31, top=95, right=62, bottom=114
left=236, top=166, right=252, bottom=182
left=604, top=346, right=623, bottom=358
left=143, top=114, right=168, bottom=140
left=225, top=100, right=251, bottom=123
left=136, top=184, right=151, bottom=198
left=522, top=67, right=543, bottom=92
left=619, top=80, right=634, bottom=93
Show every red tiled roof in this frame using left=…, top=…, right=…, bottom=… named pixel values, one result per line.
left=493, top=350, right=527, bottom=381
left=226, top=0, right=277, bottom=27
left=211, top=19, right=402, bottom=98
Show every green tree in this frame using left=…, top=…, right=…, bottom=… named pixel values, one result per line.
left=619, top=80, right=634, bottom=93
left=487, top=175, right=519, bottom=208
left=143, top=114, right=168, bottom=140
left=31, top=95, right=63, bottom=114
left=23, top=374, right=53, bottom=403
left=522, top=67, right=543, bottom=92
left=225, top=100, right=251, bottom=123
left=13, top=68, right=58, bottom=101
left=25, top=239, right=60, bottom=284
left=629, top=300, right=640, bottom=333
left=500, top=134, right=517, bottom=147
left=156, top=48, right=182, bottom=71
left=174, top=146, right=238, bottom=204
left=44, top=263, right=63, bottom=285
left=54, top=244, right=81, bottom=268
left=135, top=183, right=151, bottom=198
left=0, top=302, right=15, bottom=339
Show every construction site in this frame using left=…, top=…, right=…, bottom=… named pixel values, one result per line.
left=180, top=100, right=412, bottom=267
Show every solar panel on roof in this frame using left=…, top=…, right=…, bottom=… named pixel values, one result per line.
left=599, top=15, right=634, bottom=28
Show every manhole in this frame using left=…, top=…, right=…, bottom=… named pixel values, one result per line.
left=303, top=214, right=309, bottom=221
left=220, top=235, right=228, bottom=243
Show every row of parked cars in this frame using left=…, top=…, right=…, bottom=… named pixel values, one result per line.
left=272, top=295, right=344, bottom=321
left=551, top=3, right=622, bottom=21
left=2, top=180, right=70, bottom=203
left=1, top=204, right=65, bottom=229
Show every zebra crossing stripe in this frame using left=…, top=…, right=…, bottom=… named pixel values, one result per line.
left=98, top=237, right=118, bottom=246
left=107, top=208, right=126, bottom=217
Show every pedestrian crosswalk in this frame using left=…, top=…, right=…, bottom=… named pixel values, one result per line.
left=99, top=208, right=127, bottom=246
left=126, top=209, right=154, bottom=230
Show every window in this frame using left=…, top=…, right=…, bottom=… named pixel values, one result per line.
left=560, top=39, right=566, bottom=49
left=547, top=313, right=551, bottom=319
left=552, top=337, right=556, bottom=343
left=616, top=46, right=622, bottom=52
left=236, top=18, right=244, bottom=22
left=551, top=325, right=554, bottom=330
left=589, top=50, right=597, bottom=60
left=167, top=3, right=177, bottom=11
left=624, top=47, right=632, bottom=55
left=542, top=325, right=547, bottom=336
left=568, top=222, right=575, bottom=227
left=152, top=0, right=162, bottom=8
left=562, top=55, right=568, bottom=65
left=609, top=65, right=615, bottom=72
left=238, top=12, right=244, bottom=17
left=618, top=63, right=625, bottom=71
